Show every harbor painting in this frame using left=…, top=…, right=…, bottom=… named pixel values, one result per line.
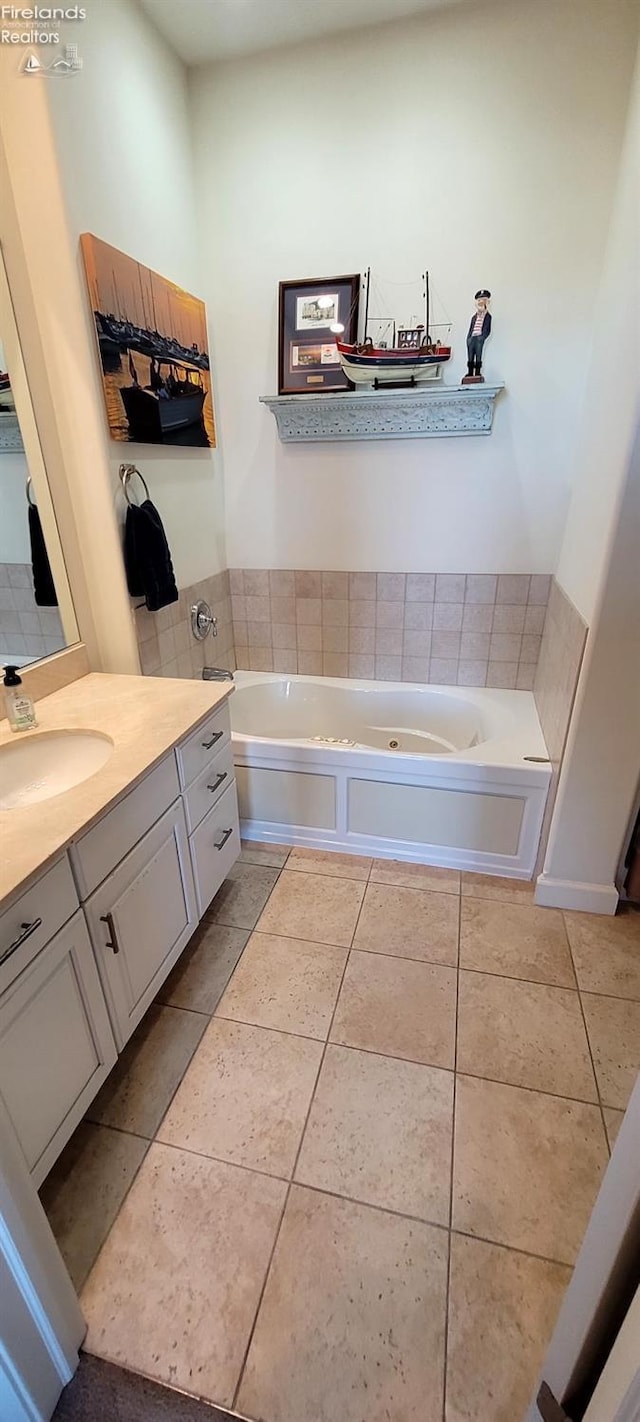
left=80, top=234, right=216, bottom=447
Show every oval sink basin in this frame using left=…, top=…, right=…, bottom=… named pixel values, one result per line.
left=0, top=729, right=114, bottom=809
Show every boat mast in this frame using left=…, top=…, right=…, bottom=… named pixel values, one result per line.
left=363, top=267, right=370, bottom=341
left=425, top=271, right=430, bottom=346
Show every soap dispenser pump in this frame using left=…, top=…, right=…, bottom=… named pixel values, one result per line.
left=3, top=666, right=37, bottom=732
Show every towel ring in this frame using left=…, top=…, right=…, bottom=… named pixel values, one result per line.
left=119, top=463, right=150, bottom=506
left=26, top=477, right=36, bottom=508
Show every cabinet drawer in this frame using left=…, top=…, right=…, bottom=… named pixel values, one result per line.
left=177, top=702, right=231, bottom=790
left=71, top=753, right=180, bottom=898
left=0, top=857, right=79, bottom=995
left=183, top=741, right=235, bottom=834
left=84, top=799, right=197, bottom=1050
left=0, top=909, right=117, bottom=1187
left=189, top=780, right=240, bottom=917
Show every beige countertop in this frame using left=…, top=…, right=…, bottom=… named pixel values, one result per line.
left=0, top=672, right=233, bottom=907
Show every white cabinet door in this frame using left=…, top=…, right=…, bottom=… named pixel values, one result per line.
left=84, top=799, right=197, bottom=1049
left=0, top=910, right=117, bottom=1188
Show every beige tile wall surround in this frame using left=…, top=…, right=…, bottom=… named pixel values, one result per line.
left=533, top=579, right=588, bottom=870
left=0, top=561, right=65, bottom=661
left=230, top=569, right=552, bottom=687
left=134, top=569, right=235, bottom=681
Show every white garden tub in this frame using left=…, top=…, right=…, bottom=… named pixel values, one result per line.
left=230, top=671, right=552, bottom=878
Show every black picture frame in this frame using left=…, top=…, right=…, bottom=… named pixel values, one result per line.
left=278, top=274, right=360, bottom=395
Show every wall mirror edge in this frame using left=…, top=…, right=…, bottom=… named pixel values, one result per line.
left=0, top=244, right=79, bottom=673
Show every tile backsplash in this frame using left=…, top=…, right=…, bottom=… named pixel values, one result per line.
left=0, top=562, right=65, bottom=662
left=134, top=569, right=235, bottom=680
left=229, top=569, right=552, bottom=689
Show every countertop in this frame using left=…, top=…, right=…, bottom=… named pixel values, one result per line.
left=0, top=672, right=234, bottom=907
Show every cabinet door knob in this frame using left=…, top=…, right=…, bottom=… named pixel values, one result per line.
left=202, top=730, right=223, bottom=750
left=207, top=771, right=228, bottom=794
left=100, top=912, right=120, bottom=955
left=1, top=917, right=43, bottom=967
left=214, top=827, right=233, bottom=851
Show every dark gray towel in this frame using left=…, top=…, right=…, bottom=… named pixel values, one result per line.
left=124, top=499, right=178, bottom=613
left=28, top=504, right=58, bottom=606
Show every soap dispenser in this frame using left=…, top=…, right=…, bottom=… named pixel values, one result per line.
left=3, top=666, right=37, bottom=732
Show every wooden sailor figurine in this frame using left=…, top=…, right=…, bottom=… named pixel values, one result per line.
left=462, top=289, right=492, bottom=384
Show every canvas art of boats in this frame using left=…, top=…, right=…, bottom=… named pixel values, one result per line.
left=335, top=268, right=452, bottom=387
left=0, top=370, right=15, bottom=412
left=81, top=233, right=216, bottom=447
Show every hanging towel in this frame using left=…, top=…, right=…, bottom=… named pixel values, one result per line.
left=28, top=504, right=58, bottom=606
left=124, top=498, right=179, bottom=612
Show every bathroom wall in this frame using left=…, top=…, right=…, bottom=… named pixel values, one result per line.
left=0, top=448, right=30, bottom=563
left=44, top=0, right=226, bottom=592
left=189, top=0, right=638, bottom=577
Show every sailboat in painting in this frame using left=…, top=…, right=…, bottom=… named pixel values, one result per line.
left=336, top=269, right=452, bottom=387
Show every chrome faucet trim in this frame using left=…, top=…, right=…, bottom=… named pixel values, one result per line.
left=203, top=667, right=234, bottom=682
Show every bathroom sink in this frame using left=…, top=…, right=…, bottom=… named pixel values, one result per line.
left=0, top=729, right=114, bottom=809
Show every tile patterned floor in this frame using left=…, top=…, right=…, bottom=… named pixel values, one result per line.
left=41, top=848, right=640, bottom=1422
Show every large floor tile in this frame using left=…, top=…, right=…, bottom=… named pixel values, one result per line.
left=331, top=949, right=456, bottom=1068
left=460, top=899, right=575, bottom=987
left=604, top=1107, right=625, bottom=1151
left=354, top=882, right=459, bottom=965
left=87, top=1004, right=207, bottom=1139
left=157, top=1017, right=323, bottom=1177
left=286, top=846, right=372, bottom=880
left=158, top=922, right=249, bottom=1014
left=371, top=859, right=460, bottom=894
left=295, top=1044, right=453, bottom=1223
left=565, top=907, right=640, bottom=1000
left=461, top=872, right=535, bottom=905
left=82, top=1143, right=286, bottom=1408
left=40, top=1123, right=147, bottom=1291
left=457, top=971, right=597, bottom=1100
left=237, top=1185, right=448, bottom=1422
left=446, top=1233, right=570, bottom=1422
left=217, top=932, right=346, bottom=1039
left=256, top=869, right=365, bottom=947
left=207, top=862, right=280, bottom=930
left=453, top=1075, right=608, bottom=1264
left=581, top=993, right=640, bottom=1109
left=240, top=839, right=291, bottom=868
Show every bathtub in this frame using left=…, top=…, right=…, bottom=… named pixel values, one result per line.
left=230, top=671, right=552, bottom=878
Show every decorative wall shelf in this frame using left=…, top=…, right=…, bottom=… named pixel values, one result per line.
left=260, top=384, right=504, bottom=443
left=0, top=413, right=23, bottom=453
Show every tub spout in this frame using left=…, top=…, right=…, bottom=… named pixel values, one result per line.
left=203, top=666, right=234, bottom=682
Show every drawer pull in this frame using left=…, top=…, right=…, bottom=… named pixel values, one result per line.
left=100, top=911, right=120, bottom=955
left=207, top=771, right=228, bottom=794
left=214, top=827, right=233, bottom=852
left=1, top=917, right=43, bottom=966
left=202, top=730, right=224, bottom=750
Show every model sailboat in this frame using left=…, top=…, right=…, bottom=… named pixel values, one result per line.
left=336, top=269, right=451, bottom=387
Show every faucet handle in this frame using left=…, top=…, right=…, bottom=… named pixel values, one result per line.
left=191, top=600, right=217, bottom=641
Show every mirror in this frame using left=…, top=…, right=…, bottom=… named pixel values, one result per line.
left=0, top=253, right=78, bottom=671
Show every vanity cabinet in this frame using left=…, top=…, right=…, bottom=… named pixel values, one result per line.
left=83, top=801, right=197, bottom=1050
left=0, top=909, right=117, bottom=1188
left=0, top=691, right=240, bottom=1180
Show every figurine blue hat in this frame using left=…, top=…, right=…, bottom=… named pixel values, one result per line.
left=475, top=289, right=491, bottom=299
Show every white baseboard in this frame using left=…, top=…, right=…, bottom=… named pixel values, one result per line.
left=534, top=875, right=619, bottom=914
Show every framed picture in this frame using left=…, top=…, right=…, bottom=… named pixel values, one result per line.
left=80, top=233, right=216, bottom=447
left=278, top=274, right=360, bottom=394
